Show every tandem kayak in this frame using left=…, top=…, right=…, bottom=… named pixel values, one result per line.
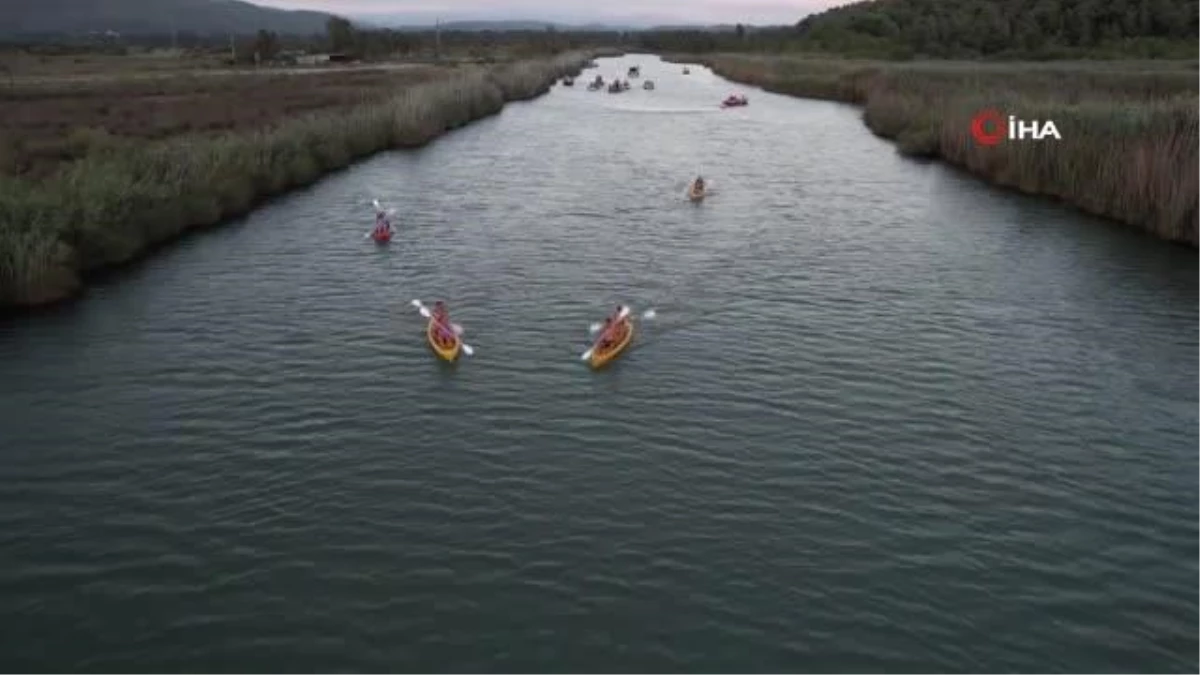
left=426, top=319, right=461, bottom=361
left=589, top=318, right=634, bottom=369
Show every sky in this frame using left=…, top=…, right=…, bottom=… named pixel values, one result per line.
left=251, top=0, right=846, bottom=26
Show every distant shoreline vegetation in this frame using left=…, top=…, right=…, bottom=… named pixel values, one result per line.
left=636, top=0, right=1199, bottom=60
left=666, top=53, right=1197, bottom=245
left=0, top=51, right=605, bottom=309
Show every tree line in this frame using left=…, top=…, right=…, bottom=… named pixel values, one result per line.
left=635, top=0, right=1199, bottom=59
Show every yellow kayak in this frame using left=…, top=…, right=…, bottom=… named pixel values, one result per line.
left=589, top=318, right=635, bottom=369
left=426, top=319, right=461, bottom=362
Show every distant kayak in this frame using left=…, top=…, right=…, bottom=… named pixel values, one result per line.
left=369, top=199, right=395, bottom=243
left=721, top=94, right=749, bottom=108
left=688, top=184, right=706, bottom=201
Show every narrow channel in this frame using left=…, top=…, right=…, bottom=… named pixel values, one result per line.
left=1, top=54, right=1196, bottom=672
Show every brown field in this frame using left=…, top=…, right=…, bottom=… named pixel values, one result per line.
left=0, top=50, right=231, bottom=78
left=0, top=62, right=447, bottom=178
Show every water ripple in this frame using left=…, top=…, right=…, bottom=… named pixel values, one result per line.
left=0, top=54, right=1196, bottom=673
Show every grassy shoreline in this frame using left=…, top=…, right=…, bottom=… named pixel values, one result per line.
left=0, top=51, right=601, bottom=309
left=668, top=53, right=1198, bottom=246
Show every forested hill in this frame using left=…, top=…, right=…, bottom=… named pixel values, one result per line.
left=636, top=0, right=1200, bottom=59
left=794, top=0, right=1199, bottom=58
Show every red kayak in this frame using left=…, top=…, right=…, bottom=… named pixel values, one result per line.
left=721, top=94, right=749, bottom=108
left=371, top=228, right=392, bottom=243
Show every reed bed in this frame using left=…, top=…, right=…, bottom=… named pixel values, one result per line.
left=672, top=54, right=1198, bottom=246
left=0, top=52, right=592, bottom=308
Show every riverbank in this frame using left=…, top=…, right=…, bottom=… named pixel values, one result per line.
left=0, top=51, right=601, bottom=309
left=668, top=54, right=1198, bottom=246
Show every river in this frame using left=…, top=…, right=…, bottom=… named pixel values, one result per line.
left=1, top=54, right=1196, bottom=672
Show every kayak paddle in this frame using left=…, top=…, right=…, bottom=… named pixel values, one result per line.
left=588, top=306, right=656, bottom=334
left=411, top=299, right=475, bottom=356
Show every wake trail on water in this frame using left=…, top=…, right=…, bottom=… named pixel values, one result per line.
left=628, top=303, right=739, bottom=348
left=603, top=106, right=722, bottom=115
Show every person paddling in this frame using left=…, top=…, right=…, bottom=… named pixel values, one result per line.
left=374, top=210, right=393, bottom=237
left=597, top=317, right=615, bottom=350
left=432, top=301, right=455, bottom=342
left=597, top=306, right=627, bottom=348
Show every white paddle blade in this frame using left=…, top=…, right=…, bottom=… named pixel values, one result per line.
left=418, top=307, right=431, bottom=318
left=372, top=199, right=382, bottom=211
left=410, top=299, right=422, bottom=307
left=642, top=309, right=656, bottom=319
left=580, top=348, right=594, bottom=361
left=451, top=323, right=464, bottom=335
left=617, top=306, right=631, bottom=320
left=589, top=322, right=603, bottom=334
left=461, top=343, right=475, bottom=356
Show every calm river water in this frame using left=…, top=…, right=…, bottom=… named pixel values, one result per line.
left=1, top=54, right=1196, bottom=672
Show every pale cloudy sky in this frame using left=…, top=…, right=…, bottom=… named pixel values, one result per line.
left=253, top=0, right=846, bottom=26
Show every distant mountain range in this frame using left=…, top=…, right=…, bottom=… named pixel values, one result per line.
left=357, top=18, right=648, bottom=32
left=353, top=16, right=755, bottom=32
left=364, top=20, right=622, bottom=33
left=2, top=0, right=336, bottom=36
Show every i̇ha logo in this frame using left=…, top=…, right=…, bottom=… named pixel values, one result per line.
left=970, top=109, right=1062, bottom=146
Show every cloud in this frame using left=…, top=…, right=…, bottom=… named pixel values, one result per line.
left=253, top=0, right=843, bottom=25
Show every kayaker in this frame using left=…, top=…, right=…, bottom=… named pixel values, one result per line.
left=597, top=307, right=626, bottom=346
left=432, top=301, right=455, bottom=341
left=374, top=211, right=392, bottom=236
left=597, top=316, right=615, bottom=347
left=694, top=176, right=705, bottom=191
left=604, top=318, right=628, bottom=349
